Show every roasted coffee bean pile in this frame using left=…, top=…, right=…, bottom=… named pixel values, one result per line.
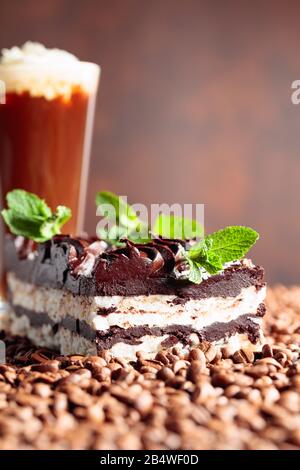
left=0, top=286, right=300, bottom=450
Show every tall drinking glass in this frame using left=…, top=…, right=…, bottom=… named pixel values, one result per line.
left=0, top=58, right=100, bottom=303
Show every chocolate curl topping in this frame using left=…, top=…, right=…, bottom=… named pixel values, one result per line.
left=69, top=240, right=108, bottom=276
left=91, top=239, right=184, bottom=281
left=124, top=242, right=165, bottom=273
left=11, top=234, right=186, bottom=282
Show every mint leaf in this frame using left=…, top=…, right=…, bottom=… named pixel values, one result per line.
left=186, top=258, right=202, bottom=284
left=95, top=191, right=150, bottom=243
left=1, top=211, right=50, bottom=242
left=1, top=190, right=72, bottom=242
left=188, top=239, right=223, bottom=274
left=40, top=206, right=72, bottom=241
left=95, top=191, right=139, bottom=230
left=204, top=226, right=259, bottom=264
left=185, top=226, right=259, bottom=282
left=7, top=189, right=52, bottom=219
left=200, top=256, right=224, bottom=275
left=53, top=206, right=72, bottom=229
left=153, top=214, right=203, bottom=240
left=188, top=239, right=208, bottom=261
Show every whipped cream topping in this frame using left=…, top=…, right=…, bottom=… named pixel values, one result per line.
left=0, top=42, right=79, bottom=65
left=0, top=42, right=100, bottom=100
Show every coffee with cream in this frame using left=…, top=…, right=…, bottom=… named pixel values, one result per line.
left=0, top=42, right=100, bottom=235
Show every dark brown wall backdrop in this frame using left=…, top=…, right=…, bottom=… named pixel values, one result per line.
left=0, top=0, right=299, bottom=284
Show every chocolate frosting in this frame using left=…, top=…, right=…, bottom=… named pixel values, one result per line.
left=5, top=235, right=265, bottom=297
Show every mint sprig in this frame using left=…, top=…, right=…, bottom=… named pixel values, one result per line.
left=1, top=189, right=72, bottom=242
left=186, top=226, right=259, bottom=283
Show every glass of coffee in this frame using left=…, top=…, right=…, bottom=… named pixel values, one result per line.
left=0, top=42, right=100, bottom=301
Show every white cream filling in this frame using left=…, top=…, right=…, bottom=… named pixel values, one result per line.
left=92, top=286, right=266, bottom=331
left=3, top=311, right=263, bottom=361
left=7, top=272, right=266, bottom=333
left=7, top=310, right=60, bottom=349
left=0, top=42, right=100, bottom=99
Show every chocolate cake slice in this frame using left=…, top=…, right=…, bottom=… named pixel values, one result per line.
left=2, top=235, right=266, bottom=361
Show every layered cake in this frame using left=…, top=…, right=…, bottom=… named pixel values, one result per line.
left=3, top=235, right=266, bottom=360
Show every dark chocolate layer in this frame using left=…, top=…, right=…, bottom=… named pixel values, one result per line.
left=5, top=235, right=265, bottom=298
left=12, top=303, right=265, bottom=351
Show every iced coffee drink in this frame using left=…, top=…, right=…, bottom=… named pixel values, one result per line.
left=0, top=42, right=100, bottom=234
left=0, top=42, right=100, bottom=300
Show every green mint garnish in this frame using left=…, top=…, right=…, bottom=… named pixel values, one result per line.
left=1, top=189, right=72, bottom=243
left=186, top=226, right=259, bottom=283
left=94, top=191, right=259, bottom=285
left=1, top=189, right=260, bottom=285
left=96, top=191, right=203, bottom=244
left=153, top=214, right=203, bottom=240
left=95, top=191, right=140, bottom=230
left=186, top=258, right=203, bottom=284
left=95, top=191, right=149, bottom=244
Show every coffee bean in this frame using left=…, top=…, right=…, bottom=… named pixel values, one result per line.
left=140, top=365, right=160, bottom=374
left=204, top=345, right=217, bottom=363
left=111, top=367, right=130, bottom=381
left=173, top=360, right=188, bottom=374
left=261, top=386, right=280, bottom=403
left=188, top=349, right=206, bottom=362
left=73, top=368, right=92, bottom=379
left=233, top=349, right=254, bottom=364
left=273, top=351, right=288, bottom=366
left=66, top=386, right=93, bottom=407
left=234, top=373, right=254, bottom=387
left=232, top=350, right=247, bottom=364
left=33, top=383, right=52, bottom=398
left=85, top=403, right=104, bottom=423
left=291, top=375, right=300, bottom=390
left=255, top=357, right=282, bottom=369
left=221, top=345, right=236, bottom=359
left=245, top=364, right=270, bottom=378
left=139, top=359, right=162, bottom=370
left=262, top=344, right=273, bottom=358
left=155, top=352, right=169, bottom=365
left=187, top=360, right=206, bottom=383
left=224, top=384, right=241, bottom=398
left=134, top=391, right=153, bottom=415
left=31, top=360, right=60, bottom=373
left=157, top=367, right=174, bottom=381
left=3, top=370, right=17, bottom=384
left=94, top=367, right=111, bottom=382
left=31, top=351, right=52, bottom=363
left=85, top=356, right=107, bottom=368
left=278, top=391, right=300, bottom=412
left=1, top=284, right=300, bottom=450
left=211, top=371, right=234, bottom=388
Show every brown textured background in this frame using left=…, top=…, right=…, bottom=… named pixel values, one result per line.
left=0, top=0, right=299, bottom=284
